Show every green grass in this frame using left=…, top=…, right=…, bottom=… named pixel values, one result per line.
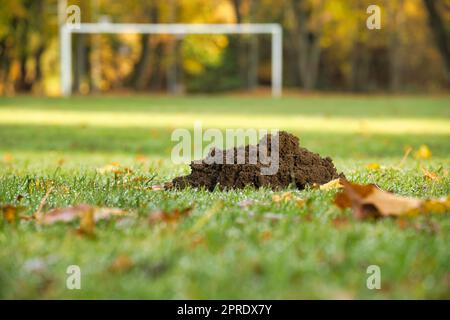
left=0, top=95, right=449, bottom=299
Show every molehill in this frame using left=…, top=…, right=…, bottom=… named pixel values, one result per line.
left=170, top=131, right=342, bottom=190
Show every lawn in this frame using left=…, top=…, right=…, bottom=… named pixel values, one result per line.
left=0, top=95, right=449, bottom=299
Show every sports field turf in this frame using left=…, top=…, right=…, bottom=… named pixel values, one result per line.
left=0, top=95, right=449, bottom=299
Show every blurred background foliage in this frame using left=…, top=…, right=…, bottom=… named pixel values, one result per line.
left=0, top=0, right=448, bottom=95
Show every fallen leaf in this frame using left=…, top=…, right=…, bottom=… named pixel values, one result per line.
left=238, top=199, right=254, bottom=208
left=272, top=192, right=293, bottom=203
left=319, top=178, right=343, bottom=190
left=41, top=206, right=84, bottom=224
left=295, top=198, right=306, bottom=207
left=135, top=154, right=149, bottom=164
left=261, top=230, right=272, bottom=241
left=367, top=163, right=381, bottom=170
left=109, top=255, right=134, bottom=273
left=151, top=184, right=165, bottom=191
left=2, top=153, right=13, bottom=163
left=421, top=197, right=450, bottom=214
left=97, top=162, right=132, bottom=175
left=271, top=194, right=282, bottom=203
left=281, top=192, right=293, bottom=201
left=396, top=219, right=410, bottom=230
left=415, top=145, right=432, bottom=160
left=148, top=207, right=192, bottom=224
left=41, top=205, right=129, bottom=225
left=421, top=167, right=441, bottom=181
left=331, top=217, right=349, bottom=228
left=247, top=211, right=293, bottom=222
left=1, top=205, right=19, bottom=223
left=334, top=179, right=449, bottom=219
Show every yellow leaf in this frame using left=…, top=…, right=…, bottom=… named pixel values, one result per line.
left=367, top=163, right=381, bottom=170
left=415, top=145, right=432, bottom=160
left=272, top=192, right=293, bottom=203
left=319, top=178, right=343, bottom=190
left=271, top=194, right=282, bottom=203
left=422, top=196, right=450, bottom=214
left=97, top=162, right=131, bottom=174
left=2, top=153, right=13, bottom=163
left=135, top=154, right=149, bottom=164
left=281, top=192, right=293, bottom=201
left=295, top=198, right=306, bottom=207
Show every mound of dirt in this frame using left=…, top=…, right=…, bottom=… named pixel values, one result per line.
left=171, top=131, right=342, bottom=191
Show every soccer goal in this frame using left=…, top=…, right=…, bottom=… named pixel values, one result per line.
left=59, top=23, right=283, bottom=97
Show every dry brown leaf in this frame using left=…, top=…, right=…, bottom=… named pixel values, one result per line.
left=261, top=230, right=272, bottom=241
left=331, top=217, right=350, bottom=228
left=41, top=205, right=128, bottom=225
left=1, top=205, right=19, bottom=223
left=319, top=178, right=343, bottom=190
left=334, top=179, right=449, bottom=219
left=148, top=207, right=192, bottom=224
left=150, top=184, right=165, bottom=191
left=109, top=255, right=134, bottom=273
left=421, top=167, right=441, bottom=181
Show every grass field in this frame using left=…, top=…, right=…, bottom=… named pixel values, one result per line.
left=0, top=95, right=449, bottom=299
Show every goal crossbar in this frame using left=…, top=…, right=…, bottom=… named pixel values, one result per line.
left=60, top=23, right=283, bottom=97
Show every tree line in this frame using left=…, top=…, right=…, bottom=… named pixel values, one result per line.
left=0, top=0, right=448, bottom=95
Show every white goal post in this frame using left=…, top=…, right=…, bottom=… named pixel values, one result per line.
left=60, top=23, right=283, bottom=97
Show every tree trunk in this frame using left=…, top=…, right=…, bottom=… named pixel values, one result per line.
left=291, top=0, right=322, bottom=90
left=231, top=0, right=247, bottom=88
left=247, top=0, right=259, bottom=90
left=130, top=34, right=151, bottom=90
left=423, top=0, right=450, bottom=86
left=388, top=0, right=404, bottom=92
left=350, top=41, right=370, bottom=92
left=166, top=0, right=179, bottom=94
left=129, top=2, right=158, bottom=90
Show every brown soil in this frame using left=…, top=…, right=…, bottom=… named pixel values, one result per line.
left=171, top=131, right=342, bottom=191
